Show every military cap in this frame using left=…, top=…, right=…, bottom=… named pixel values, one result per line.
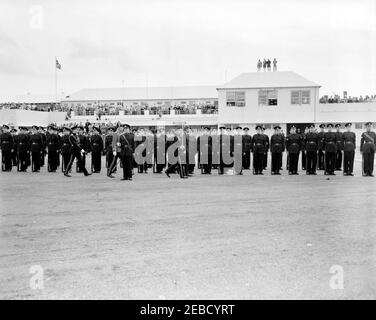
left=327, top=123, right=333, bottom=128
left=243, top=127, right=249, bottom=131
left=274, top=125, right=281, bottom=130
left=31, top=125, right=39, bottom=130
left=255, top=125, right=263, bottom=130
left=19, top=126, right=28, bottom=131
left=345, top=123, right=352, bottom=127
left=93, top=126, right=101, bottom=134
left=10, top=128, right=17, bottom=133
left=107, top=126, right=115, bottom=131
left=365, top=122, right=372, bottom=126
left=123, top=123, right=131, bottom=129
left=2, top=124, right=10, bottom=129
left=290, top=125, right=296, bottom=129
left=319, top=124, right=325, bottom=129
left=335, top=124, right=341, bottom=128
left=219, top=125, right=226, bottom=130
left=235, top=126, right=242, bottom=130
left=63, top=126, right=73, bottom=133
left=203, top=126, right=210, bottom=130
left=309, top=124, right=316, bottom=128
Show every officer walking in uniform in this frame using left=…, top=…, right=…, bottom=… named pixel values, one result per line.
left=270, top=125, right=285, bottom=175
left=64, top=126, right=92, bottom=177
left=360, top=122, right=375, bottom=177
left=342, top=123, right=356, bottom=176
left=90, top=126, right=104, bottom=173
left=1, top=124, right=14, bottom=171
left=304, top=124, right=319, bottom=175
left=335, top=124, right=343, bottom=171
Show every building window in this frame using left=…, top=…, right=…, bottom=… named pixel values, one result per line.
left=258, top=90, right=278, bottom=106
left=226, top=91, right=246, bottom=107
left=291, top=90, right=311, bottom=105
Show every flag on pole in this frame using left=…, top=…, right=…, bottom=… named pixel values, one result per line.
left=55, top=59, right=61, bottom=69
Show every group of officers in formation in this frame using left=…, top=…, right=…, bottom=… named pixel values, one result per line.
left=0, top=121, right=375, bottom=180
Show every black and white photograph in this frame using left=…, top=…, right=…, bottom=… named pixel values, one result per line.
left=0, top=0, right=376, bottom=305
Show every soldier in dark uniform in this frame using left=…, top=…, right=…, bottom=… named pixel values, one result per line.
left=252, top=125, right=268, bottom=175
left=11, top=128, right=18, bottom=166
left=342, top=123, right=356, bottom=176
left=218, top=126, right=226, bottom=175
left=360, top=122, right=375, bottom=177
left=242, top=127, right=252, bottom=170
left=64, top=126, right=91, bottom=177
left=262, top=126, right=269, bottom=170
left=135, top=129, right=148, bottom=173
left=108, top=125, right=124, bottom=178
left=317, top=124, right=325, bottom=170
left=38, top=126, right=47, bottom=167
left=30, top=125, right=44, bottom=172
left=154, top=128, right=166, bottom=173
left=46, top=125, right=60, bottom=172
left=165, top=129, right=188, bottom=179
left=105, top=126, right=115, bottom=170
left=198, top=126, right=212, bottom=174
left=304, top=124, right=319, bottom=175
left=76, top=125, right=88, bottom=173
left=301, top=127, right=308, bottom=171
left=119, top=124, right=135, bottom=180
left=323, top=123, right=337, bottom=175
left=286, top=125, right=301, bottom=175
left=90, top=126, right=104, bottom=173
left=270, top=125, right=285, bottom=175
left=335, top=124, right=343, bottom=171
left=1, top=124, right=14, bottom=171
left=17, top=127, right=30, bottom=172
left=186, top=127, right=196, bottom=175
left=233, top=126, right=243, bottom=175
left=60, top=127, right=72, bottom=172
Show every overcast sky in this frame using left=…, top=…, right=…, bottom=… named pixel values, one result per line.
left=0, top=0, right=375, bottom=100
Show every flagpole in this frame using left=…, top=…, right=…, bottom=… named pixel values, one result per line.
left=54, top=56, right=57, bottom=104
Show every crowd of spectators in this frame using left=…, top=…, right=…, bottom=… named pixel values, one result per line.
left=319, top=94, right=376, bottom=104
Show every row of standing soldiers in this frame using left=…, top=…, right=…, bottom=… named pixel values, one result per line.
left=1, top=122, right=375, bottom=178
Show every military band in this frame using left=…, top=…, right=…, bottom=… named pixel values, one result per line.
left=1, top=122, right=375, bottom=179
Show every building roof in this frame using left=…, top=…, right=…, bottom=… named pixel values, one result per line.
left=0, top=94, right=63, bottom=104
left=64, top=85, right=219, bottom=102
left=217, top=71, right=320, bottom=90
